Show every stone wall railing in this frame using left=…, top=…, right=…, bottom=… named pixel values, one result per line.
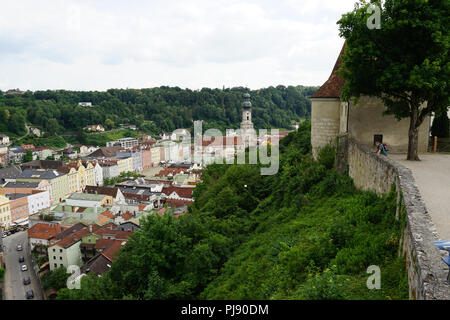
left=337, top=135, right=450, bottom=300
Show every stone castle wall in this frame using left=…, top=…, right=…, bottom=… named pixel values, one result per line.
left=337, top=135, right=450, bottom=299
left=311, top=98, right=341, bottom=158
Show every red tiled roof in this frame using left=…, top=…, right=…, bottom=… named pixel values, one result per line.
left=166, top=199, right=194, bottom=208
left=28, top=223, right=63, bottom=240
left=199, top=136, right=243, bottom=147
left=162, top=186, right=194, bottom=199
left=155, top=167, right=188, bottom=177
left=100, top=210, right=116, bottom=219
left=121, top=212, right=133, bottom=221
left=102, top=240, right=126, bottom=261
left=311, top=43, right=346, bottom=99
left=50, top=227, right=92, bottom=249
left=85, top=186, right=119, bottom=198
left=93, top=225, right=133, bottom=240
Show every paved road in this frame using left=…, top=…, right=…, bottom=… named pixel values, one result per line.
left=391, top=153, right=450, bottom=240
left=3, top=231, right=43, bottom=300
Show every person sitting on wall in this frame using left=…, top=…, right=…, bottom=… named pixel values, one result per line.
left=375, top=141, right=388, bottom=157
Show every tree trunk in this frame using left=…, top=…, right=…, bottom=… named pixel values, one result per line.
left=407, top=105, right=420, bottom=161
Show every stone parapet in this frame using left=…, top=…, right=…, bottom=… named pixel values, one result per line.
left=337, top=137, right=450, bottom=300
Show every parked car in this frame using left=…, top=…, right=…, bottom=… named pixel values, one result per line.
left=1, top=233, right=6, bottom=238
left=23, top=277, right=31, bottom=285
left=26, top=290, right=34, bottom=299
left=18, top=256, right=25, bottom=263
left=16, top=244, right=23, bottom=251
left=21, top=265, right=27, bottom=272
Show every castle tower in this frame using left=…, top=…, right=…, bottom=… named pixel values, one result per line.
left=240, top=93, right=255, bottom=145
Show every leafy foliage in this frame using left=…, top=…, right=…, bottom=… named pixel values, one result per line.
left=0, top=86, right=317, bottom=143
left=337, top=0, right=450, bottom=160
left=42, top=267, right=70, bottom=291
left=58, top=122, right=407, bottom=300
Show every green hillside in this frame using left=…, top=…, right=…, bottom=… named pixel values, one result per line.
left=0, top=86, right=317, bottom=143
left=56, top=122, right=408, bottom=300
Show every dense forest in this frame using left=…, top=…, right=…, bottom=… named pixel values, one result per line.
left=56, top=123, right=408, bottom=300
left=0, top=86, right=316, bottom=142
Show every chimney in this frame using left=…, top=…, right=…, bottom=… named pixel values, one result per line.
left=72, top=206, right=75, bottom=213
left=89, top=225, right=92, bottom=233
left=63, top=206, right=65, bottom=212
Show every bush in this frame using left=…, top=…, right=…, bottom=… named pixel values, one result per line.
left=296, top=266, right=350, bottom=300
left=0, top=268, right=4, bottom=279
left=317, top=145, right=336, bottom=170
left=42, top=267, right=70, bottom=291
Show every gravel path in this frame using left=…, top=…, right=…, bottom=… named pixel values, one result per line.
left=391, top=153, right=450, bottom=240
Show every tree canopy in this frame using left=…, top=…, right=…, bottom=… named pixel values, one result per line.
left=0, top=86, right=317, bottom=141
left=337, top=0, right=450, bottom=160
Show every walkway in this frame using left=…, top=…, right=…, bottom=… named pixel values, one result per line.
left=391, top=153, right=450, bottom=240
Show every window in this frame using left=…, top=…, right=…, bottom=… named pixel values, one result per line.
left=53, top=256, right=56, bottom=260
left=61, top=264, right=63, bottom=267
left=60, top=256, right=62, bottom=260
left=54, top=263, right=57, bottom=268
left=59, top=249, right=63, bottom=253
left=374, top=134, right=383, bottom=146
left=53, top=248, right=55, bottom=252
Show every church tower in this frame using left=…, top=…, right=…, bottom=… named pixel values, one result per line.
left=240, top=93, right=254, bottom=132
left=240, top=92, right=256, bottom=146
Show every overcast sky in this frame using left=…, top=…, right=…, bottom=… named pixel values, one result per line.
left=0, top=0, right=357, bottom=91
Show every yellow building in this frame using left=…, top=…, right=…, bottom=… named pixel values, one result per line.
left=83, top=162, right=95, bottom=186
left=115, top=157, right=133, bottom=174
left=57, top=166, right=80, bottom=193
left=0, top=195, right=12, bottom=230
left=17, top=169, right=69, bottom=204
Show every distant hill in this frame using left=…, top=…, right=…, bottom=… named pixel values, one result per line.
left=0, top=86, right=318, bottom=139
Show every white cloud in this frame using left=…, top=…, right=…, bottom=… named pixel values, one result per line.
left=0, top=0, right=357, bottom=91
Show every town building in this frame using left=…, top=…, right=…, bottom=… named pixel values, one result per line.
left=117, top=150, right=143, bottom=173
left=0, top=144, right=8, bottom=154
left=28, top=223, right=63, bottom=250
left=63, top=147, right=78, bottom=160
left=107, top=138, right=139, bottom=149
left=78, top=102, right=92, bottom=107
left=84, top=186, right=126, bottom=205
left=0, top=152, right=8, bottom=167
left=33, top=147, right=53, bottom=161
left=48, top=228, right=87, bottom=270
left=86, top=146, right=122, bottom=159
left=98, top=161, right=120, bottom=179
left=84, top=124, right=105, bottom=132
left=8, top=147, right=25, bottom=163
left=0, top=195, right=11, bottom=230
left=21, top=160, right=64, bottom=171
left=66, top=193, right=114, bottom=208
left=30, top=127, right=42, bottom=137
left=0, top=165, right=22, bottom=185
left=17, top=169, right=69, bottom=204
left=5, top=193, right=29, bottom=224
left=2, top=181, right=50, bottom=194
left=27, top=190, right=51, bottom=216
left=0, top=134, right=10, bottom=145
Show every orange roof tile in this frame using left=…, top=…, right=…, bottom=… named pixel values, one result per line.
left=28, top=223, right=63, bottom=240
